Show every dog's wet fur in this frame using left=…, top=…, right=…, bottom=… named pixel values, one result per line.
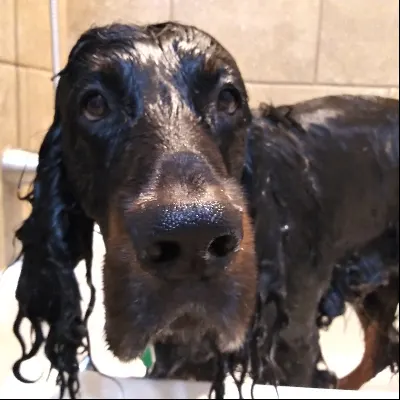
left=10, top=20, right=399, bottom=398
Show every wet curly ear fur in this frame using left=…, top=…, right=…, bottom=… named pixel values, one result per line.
left=12, top=108, right=95, bottom=399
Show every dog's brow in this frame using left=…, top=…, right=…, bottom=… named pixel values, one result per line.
left=134, top=40, right=171, bottom=66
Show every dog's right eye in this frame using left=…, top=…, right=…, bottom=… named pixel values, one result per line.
left=82, top=92, right=109, bottom=121
left=217, top=87, right=242, bottom=116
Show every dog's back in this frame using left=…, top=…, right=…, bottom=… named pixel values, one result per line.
left=289, top=95, right=398, bottom=240
left=249, top=95, right=399, bottom=265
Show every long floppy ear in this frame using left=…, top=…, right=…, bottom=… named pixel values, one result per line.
left=12, top=107, right=95, bottom=399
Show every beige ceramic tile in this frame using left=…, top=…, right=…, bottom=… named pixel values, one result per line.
left=0, top=63, right=18, bottom=150
left=0, top=0, right=16, bottom=63
left=16, top=0, right=68, bottom=70
left=317, top=0, right=399, bottom=86
left=18, top=67, right=54, bottom=152
left=173, top=0, right=320, bottom=83
left=246, top=83, right=390, bottom=108
left=17, top=0, right=50, bottom=69
left=66, top=0, right=171, bottom=54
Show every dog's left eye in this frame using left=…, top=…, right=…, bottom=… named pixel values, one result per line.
left=217, top=87, right=242, bottom=115
left=82, top=92, right=109, bottom=121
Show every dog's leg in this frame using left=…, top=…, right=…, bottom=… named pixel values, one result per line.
left=337, top=273, right=399, bottom=390
left=273, top=319, right=325, bottom=387
left=271, top=266, right=334, bottom=388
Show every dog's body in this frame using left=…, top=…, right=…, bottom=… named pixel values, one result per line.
left=151, top=95, right=399, bottom=390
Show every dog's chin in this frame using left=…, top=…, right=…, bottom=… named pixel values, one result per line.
left=154, top=310, right=249, bottom=353
left=104, top=279, right=253, bottom=363
left=105, top=304, right=249, bottom=363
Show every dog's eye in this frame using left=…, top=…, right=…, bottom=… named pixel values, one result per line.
left=217, top=87, right=241, bottom=115
left=82, top=92, right=108, bottom=121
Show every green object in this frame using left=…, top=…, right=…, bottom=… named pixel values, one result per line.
left=141, top=346, right=155, bottom=370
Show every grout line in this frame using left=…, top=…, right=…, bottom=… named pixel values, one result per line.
left=0, top=59, right=53, bottom=73
left=313, top=0, right=324, bottom=83
left=244, top=79, right=398, bottom=90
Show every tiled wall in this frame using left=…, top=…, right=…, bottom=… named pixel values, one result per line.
left=0, top=0, right=399, bottom=266
left=0, top=0, right=398, bottom=155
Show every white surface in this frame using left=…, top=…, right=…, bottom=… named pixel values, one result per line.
left=1, top=148, right=38, bottom=184
left=2, top=369, right=398, bottom=399
left=2, top=149, right=38, bottom=174
left=49, top=372, right=399, bottom=399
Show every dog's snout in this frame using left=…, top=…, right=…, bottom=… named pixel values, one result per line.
left=133, top=203, right=243, bottom=280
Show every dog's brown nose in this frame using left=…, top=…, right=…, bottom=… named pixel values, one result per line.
left=131, top=203, right=243, bottom=280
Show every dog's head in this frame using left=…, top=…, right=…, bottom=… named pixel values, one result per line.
left=14, top=22, right=257, bottom=376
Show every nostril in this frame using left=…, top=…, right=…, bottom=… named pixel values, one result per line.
left=207, top=234, right=239, bottom=258
left=145, top=241, right=181, bottom=264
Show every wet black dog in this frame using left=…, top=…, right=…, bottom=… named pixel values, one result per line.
left=151, top=95, right=399, bottom=393
left=11, top=22, right=258, bottom=399
left=11, top=19, right=399, bottom=397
